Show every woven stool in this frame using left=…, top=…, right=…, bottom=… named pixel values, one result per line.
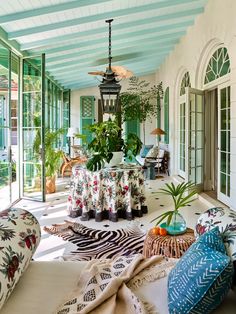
left=143, top=228, right=195, bottom=258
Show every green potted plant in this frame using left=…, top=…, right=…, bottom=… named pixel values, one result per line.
left=150, top=181, right=197, bottom=235
left=85, top=120, right=142, bottom=171
left=119, top=77, right=163, bottom=144
left=123, top=132, right=143, bottom=162
left=33, top=128, right=64, bottom=193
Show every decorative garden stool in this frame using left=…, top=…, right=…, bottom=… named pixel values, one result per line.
left=143, top=228, right=195, bottom=258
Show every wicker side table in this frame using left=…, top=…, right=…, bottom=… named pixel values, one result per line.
left=143, top=228, right=195, bottom=258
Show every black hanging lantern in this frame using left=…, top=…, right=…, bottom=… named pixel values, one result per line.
left=99, top=19, right=121, bottom=114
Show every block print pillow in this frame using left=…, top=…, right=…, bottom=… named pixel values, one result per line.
left=0, top=208, right=41, bottom=310
left=168, top=227, right=234, bottom=314
left=146, top=146, right=159, bottom=158
left=195, top=207, right=236, bottom=262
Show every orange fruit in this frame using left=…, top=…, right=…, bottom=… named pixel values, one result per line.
left=159, top=228, right=167, bottom=236
left=152, top=226, right=160, bottom=235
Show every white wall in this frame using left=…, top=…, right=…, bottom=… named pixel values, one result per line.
left=70, top=73, right=158, bottom=146
left=154, top=0, right=236, bottom=208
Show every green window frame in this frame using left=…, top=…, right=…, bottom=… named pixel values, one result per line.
left=125, top=120, right=140, bottom=138
left=80, top=96, right=95, bottom=144
left=164, top=87, right=169, bottom=144
left=156, top=96, right=161, bottom=141
left=204, top=47, right=230, bottom=84
left=180, top=72, right=191, bottom=96
left=62, top=90, right=70, bottom=152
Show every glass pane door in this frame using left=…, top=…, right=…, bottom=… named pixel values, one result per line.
left=62, top=90, right=70, bottom=153
left=178, top=101, right=186, bottom=178
left=0, top=43, right=11, bottom=210
left=218, top=85, right=230, bottom=205
left=0, top=46, right=20, bottom=210
left=21, top=54, right=45, bottom=201
left=186, top=88, right=204, bottom=189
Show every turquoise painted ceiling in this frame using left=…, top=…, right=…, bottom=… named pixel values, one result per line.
left=0, top=0, right=208, bottom=90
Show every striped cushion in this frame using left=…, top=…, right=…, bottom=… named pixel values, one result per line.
left=168, top=228, right=234, bottom=314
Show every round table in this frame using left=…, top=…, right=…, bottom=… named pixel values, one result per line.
left=143, top=228, right=195, bottom=258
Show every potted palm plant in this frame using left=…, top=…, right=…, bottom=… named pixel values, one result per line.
left=150, top=181, right=197, bottom=235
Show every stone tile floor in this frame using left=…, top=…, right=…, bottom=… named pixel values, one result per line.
left=13, top=175, right=214, bottom=261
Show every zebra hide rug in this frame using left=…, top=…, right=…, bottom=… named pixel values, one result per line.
left=44, top=220, right=146, bottom=261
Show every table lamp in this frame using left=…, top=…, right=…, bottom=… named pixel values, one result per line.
left=67, top=127, right=79, bottom=147
left=150, top=128, right=166, bottom=178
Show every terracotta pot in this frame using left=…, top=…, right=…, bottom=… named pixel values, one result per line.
left=46, top=176, right=56, bottom=194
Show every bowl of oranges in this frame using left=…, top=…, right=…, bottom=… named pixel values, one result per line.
left=152, top=226, right=167, bottom=236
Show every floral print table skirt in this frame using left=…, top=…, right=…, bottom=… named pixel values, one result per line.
left=67, top=164, right=147, bottom=221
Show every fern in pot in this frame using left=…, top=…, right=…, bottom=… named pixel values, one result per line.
left=151, top=181, right=197, bottom=235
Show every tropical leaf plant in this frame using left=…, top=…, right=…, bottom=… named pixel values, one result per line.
left=85, top=120, right=143, bottom=171
left=150, top=181, right=197, bottom=226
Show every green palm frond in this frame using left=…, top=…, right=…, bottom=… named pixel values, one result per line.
left=150, top=181, right=197, bottom=226
left=150, top=211, right=174, bottom=225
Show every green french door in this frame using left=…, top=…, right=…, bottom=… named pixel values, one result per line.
left=186, top=88, right=204, bottom=190
left=0, top=44, right=20, bottom=210
left=21, top=54, right=46, bottom=201
left=125, top=120, right=140, bottom=138
left=217, top=84, right=230, bottom=206
left=0, top=43, right=11, bottom=210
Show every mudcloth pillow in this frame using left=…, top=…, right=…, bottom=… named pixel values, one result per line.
left=0, top=208, right=41, bottom=310
left=195, top=207, right=236, bottom=262
left=168, top=227, right=234, bottom=314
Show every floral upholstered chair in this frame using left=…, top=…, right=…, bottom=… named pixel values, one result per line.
left=195, top=207, right=236, bottom=281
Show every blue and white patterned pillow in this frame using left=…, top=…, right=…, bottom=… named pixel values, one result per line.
left=168, top=227, right=234, bottom=314
left=140, top=145, right=153, bottom=158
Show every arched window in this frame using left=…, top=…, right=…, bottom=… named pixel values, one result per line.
left=180, top=72, right=191, bottom=96
left=164, top=87, right=169, bottom=144
left=204, top=47, right=230, bottom=84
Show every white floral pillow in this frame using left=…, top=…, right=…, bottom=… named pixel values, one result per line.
left=195, top=207, right=236, bottom=262
left=146, top=147, right=164, bottom=159
left=146, top=146, right=159, bottom=158
left=0, top=208, right=41, bottom=310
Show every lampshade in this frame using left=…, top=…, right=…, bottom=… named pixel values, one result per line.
left=67, top=127, right=79, bottom=137
left=150, top=128, right=166, bottom=135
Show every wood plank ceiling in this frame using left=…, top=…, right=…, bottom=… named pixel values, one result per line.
left=0, top=0, right=208, bottom=90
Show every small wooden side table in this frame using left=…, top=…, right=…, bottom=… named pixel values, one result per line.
left=143, top=228, right=195, bottom=258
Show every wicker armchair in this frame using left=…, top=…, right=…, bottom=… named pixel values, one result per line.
left=60, top=153, right=87, bottom=177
